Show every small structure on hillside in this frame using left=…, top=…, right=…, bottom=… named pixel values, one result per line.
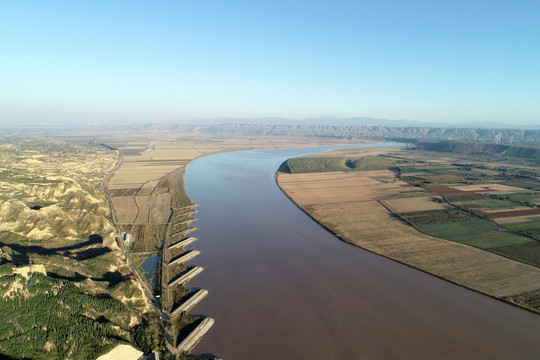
left=121, top=274, right=136, bottom=282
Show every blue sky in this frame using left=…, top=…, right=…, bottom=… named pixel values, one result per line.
left=1, top=1, right=539, bottom=125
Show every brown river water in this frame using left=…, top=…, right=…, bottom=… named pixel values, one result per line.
left=184, top=144, right=540, bottom=360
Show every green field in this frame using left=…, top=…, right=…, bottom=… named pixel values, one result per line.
left=419, top=219, right=531, bottom=249
left=503, top=220, right=540, bottom=241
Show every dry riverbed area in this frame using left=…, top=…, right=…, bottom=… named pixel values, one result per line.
left=278, top=146, right=540, bottom=313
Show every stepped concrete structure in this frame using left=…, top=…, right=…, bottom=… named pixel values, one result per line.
left=168, top=266, right=204, bottom=288
left=171, top=289, right=209, bottom=317
left=169, top=236, right=197, bottom=250
left=169, top=250, right=200, bottom=266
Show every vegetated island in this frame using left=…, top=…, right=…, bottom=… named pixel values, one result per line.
left=277, top=141, right=540, bottom=313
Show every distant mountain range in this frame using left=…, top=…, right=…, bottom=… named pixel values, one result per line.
left=108, top=123, right=539, bottom=145
left=174, top=117, right=540, bottom=130
left=2, top=117, right=539, bottom=144
left=3, top=116, right=539, bottom=131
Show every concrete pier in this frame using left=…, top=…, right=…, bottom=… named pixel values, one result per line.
left=169, top=237, right=198, bottom=250
left=176, top=317, right=215, bottom=353
left=173, top=210, right=198, bottom=220
left=169, top=250, right=200, bottom=266
left=170, top=289, right=209, bottom=317
left=168, top=266, right=203, bottom=288
left=172, top=218, right=197, bottom=228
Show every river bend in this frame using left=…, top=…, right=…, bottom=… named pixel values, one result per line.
left=184, top=144, right=540, bottom=360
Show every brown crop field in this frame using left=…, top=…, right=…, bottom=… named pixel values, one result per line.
left=112, top=197, right=138, bottom=223
left=495, top=215, right=540, bottom=224
left=428, top=186, right=478, bottom=197
left=380, top=196, right=453, bottom=213
left=488, top=208, right=540, bottom=218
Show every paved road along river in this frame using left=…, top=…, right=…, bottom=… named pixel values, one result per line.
left=184, top=144, right=540, bottom=360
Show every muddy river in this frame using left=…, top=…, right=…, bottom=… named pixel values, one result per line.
left=184, top=144, right=540, bottom=359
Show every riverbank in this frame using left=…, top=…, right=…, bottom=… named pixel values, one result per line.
left=182, top=145, right=540, bottom=359
left=103, top=135, right=359, bottom=358
left=276, top=146, right=540, bottom=314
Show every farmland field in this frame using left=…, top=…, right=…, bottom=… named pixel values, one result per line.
left=452, top=184, right=527, bottom=194
left=277, top=170, right=414, bottom=205
left=491, top=241, right=540, bottom=268
left=488, top=208, right=540, bottom=218
left=398, top=209, right=476, bottom=226
left=112, top=196, right=138, bottom=224
left=149, top=193, right=172, bottom=224
left=380, top=196, right=452, bottom=213
left=299, top=200, right=540, bottom=299
left=418, top=220, right=531, bottom=249
left=495, top=215, right=540, bottom=224
left=134, top=196, right=151, bottom=224
left=277, top=145, right=540, bottom=313
left=453, top=198, right=518, bottom=210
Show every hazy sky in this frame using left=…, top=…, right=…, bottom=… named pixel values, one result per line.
left=1, top=1, right=539, bottom=125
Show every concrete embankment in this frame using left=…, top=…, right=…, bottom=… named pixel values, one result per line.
left=169, top=236, right=198, bottom=250
left=168, top=266, right=204, bottom=287
left=177, top=317, right=215, bottom=353
left=171, top=289, right=209, bottom=317
left=169, top=250, right=200, bottom=266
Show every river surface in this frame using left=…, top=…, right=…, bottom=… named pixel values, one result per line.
left=184, top=144, right=540, bottom=360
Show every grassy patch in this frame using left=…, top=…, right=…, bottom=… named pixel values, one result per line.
left=286, top=155, right=396, bottom=173
left=419, top=219, right=531, bottom=249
